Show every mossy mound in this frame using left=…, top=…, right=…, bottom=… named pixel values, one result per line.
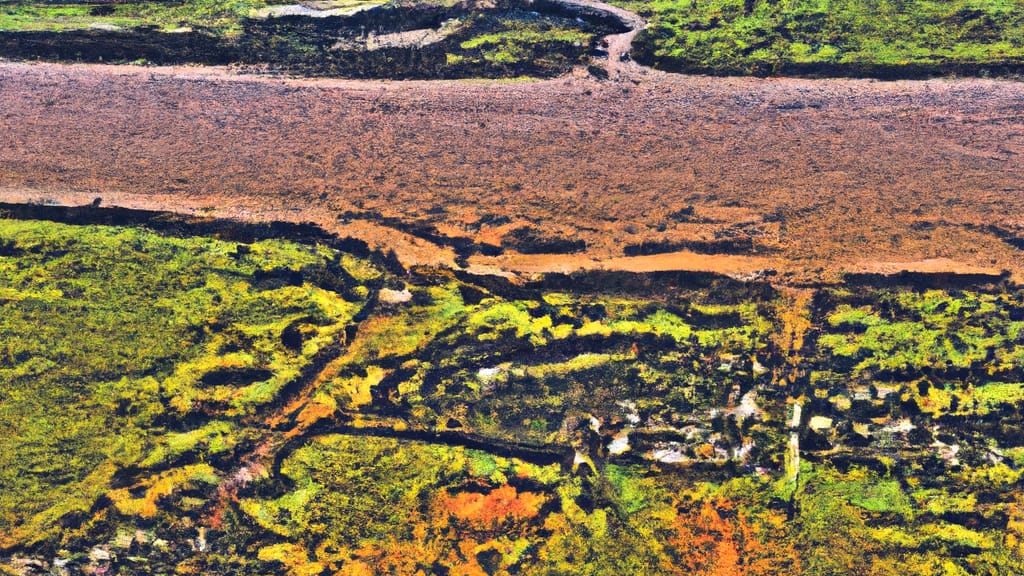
left=0, top=218, right=372, bottom=550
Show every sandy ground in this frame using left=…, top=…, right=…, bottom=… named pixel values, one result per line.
left=1, top=60, right=1022, bottom=284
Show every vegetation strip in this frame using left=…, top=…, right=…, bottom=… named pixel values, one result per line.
left=4, top=0, right=1022, bottom=77
left=1, top=208, right=1023, bottom=573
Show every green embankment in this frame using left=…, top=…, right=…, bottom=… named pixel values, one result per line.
left=0, top=0, right=275, bottom=34
left=4, top=0, right=1023, bottom=77
left=0, top=0, right=607, bottom=77
left=615, top=0, right=1024, bottom=76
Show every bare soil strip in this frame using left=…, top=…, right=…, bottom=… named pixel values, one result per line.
left=1, top=61, right=1022, bottom=285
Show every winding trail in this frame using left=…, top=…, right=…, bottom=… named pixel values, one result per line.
left=555, top=0, right=647, bottom=77
left=533, top=0, right=648, bottom=78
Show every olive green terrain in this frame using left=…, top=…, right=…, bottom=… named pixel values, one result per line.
left=3, top=0, right=1024, bottom=77
left=619, top=0, right=1024, bottom=76
left=0, top=0, right=277, bottom=34
left=1, top=215, right=1023, bottom=574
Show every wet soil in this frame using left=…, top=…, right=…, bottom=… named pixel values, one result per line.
left=1, top=61, right=1022, bottom=285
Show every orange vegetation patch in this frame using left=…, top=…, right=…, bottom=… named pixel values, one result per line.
left=666, top=499, right=799, bottom=576
left=440, top=485, right=547, bottom=532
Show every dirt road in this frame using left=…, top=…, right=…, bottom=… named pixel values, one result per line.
left=1, top=60, right=1022, bottom=284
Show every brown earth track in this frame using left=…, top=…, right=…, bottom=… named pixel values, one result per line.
left=1, top=60, right=1022, bottom=285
